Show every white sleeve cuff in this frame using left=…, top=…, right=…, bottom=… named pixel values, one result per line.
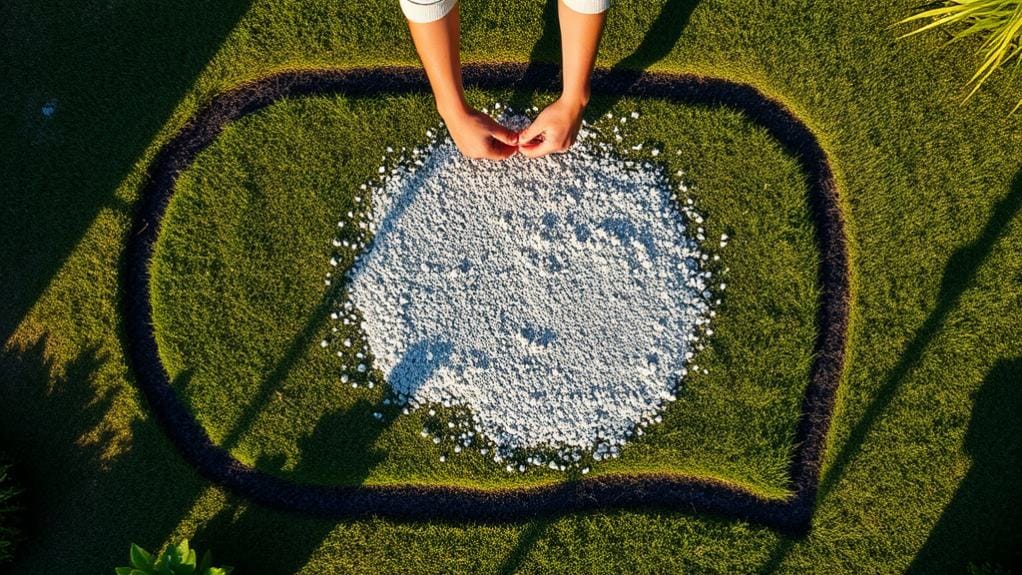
left=563, top=0, right=611, bottom=14
left=400, top=0, right=458, bottom=23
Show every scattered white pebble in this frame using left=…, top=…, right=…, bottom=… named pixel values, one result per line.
left=342, top=111, right=716, bottom=459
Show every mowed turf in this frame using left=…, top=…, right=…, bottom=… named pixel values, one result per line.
left=149, top=90, right=817, bottom=494
left=1, top=0, right=1021, bottom=573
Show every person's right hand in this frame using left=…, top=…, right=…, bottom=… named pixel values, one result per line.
left=441, top=107, right=519, bottom=160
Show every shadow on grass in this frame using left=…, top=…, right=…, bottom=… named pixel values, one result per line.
left=190, top=399, right=392, bottom=574
left=209, top=286, right=401, bottom=484
left=0, top=334, right=205, bottom=573
left=586, top=0, right=700, bottom=119
left=217, top=293, right=338, bottom=453
left=0, top=0, right=250, bottom=345
left=509, top=0, right=699, bottom=116
left=760, top=170, right=1022, bottom=572
left=509, top=0, right=561, bottom=112
left=906, top=357, right=1022, bottom=573
left=499, top=519, right=552, bottom=575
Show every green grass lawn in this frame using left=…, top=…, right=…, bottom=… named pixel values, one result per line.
left=2, top=0, right=1021, bottom=573
left=150, top=90, right=816, bottom=495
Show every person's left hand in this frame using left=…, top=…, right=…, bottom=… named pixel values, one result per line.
left=517, top=96, right=587, bottom=158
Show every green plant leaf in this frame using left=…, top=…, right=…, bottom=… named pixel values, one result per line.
left=130, top=544, right=154, bottom=570
left=897, top=0, right=1022, bottom=113
left=119, top=539, right=227, bottom=575
left=176, top=539, right=191, bottom=558
left=897, top=4, right=990, bottom=37
left=197, top=549, right=212, bottom=573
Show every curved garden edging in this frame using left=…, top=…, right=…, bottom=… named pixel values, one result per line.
left=121, top=63, right=849, bottom=534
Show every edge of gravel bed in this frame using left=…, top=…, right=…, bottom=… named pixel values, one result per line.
left=121, top=63, right=850, bottom=534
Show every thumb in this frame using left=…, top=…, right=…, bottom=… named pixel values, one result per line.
left=518, top=120, right=545, bottom=146
left=490, top=123, right=519, bottom=147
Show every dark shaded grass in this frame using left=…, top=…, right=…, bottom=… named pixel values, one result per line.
left=0, top=0, right=250, bottom=343
left=0, top=334, right=207, bottom=571
left=0, top=455, right=19, bottom=566
left=187, top=397, right=394, bottom=574
left=498, top=518, right=553, bottom=575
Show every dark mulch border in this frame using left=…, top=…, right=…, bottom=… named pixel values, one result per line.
left=121, top=63, right=849, bottom=535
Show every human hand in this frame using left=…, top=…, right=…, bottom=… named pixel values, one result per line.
left=517, top=96, right=587, bottom=158
left=442, top=106, right=519, bottom=160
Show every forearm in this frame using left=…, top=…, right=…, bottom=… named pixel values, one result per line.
left=558, top=0, right=608, bottom=107
left=406, top=3, right=469, bottom=119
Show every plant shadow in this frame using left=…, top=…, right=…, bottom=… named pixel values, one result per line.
left=1, top=0, right=250, bottom=345
left=216, top=292, right=338, bottom=453
left=906, top=357, right=1022, bottom=573
left=760, top=170, right=1022, bottom=572
left=0, top=334, right=205, bottom=573
left=498, top=518, right=552, bottom=575
left=190, top=398, right=393, bottom=574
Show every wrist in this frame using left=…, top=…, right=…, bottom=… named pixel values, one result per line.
left=560, top=88, right=591, bottom=110
left=437, top=97, right=471, bottom=122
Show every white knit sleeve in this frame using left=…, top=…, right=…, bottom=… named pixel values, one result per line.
left=400, top=0, right=458, bottom=23
left=563, top=0, right=611, bottom=14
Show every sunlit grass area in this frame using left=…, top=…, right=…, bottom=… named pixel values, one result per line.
left=1, top=0, right=1020, bottom=572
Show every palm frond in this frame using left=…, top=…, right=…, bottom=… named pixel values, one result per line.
left=898, top=0, right=1022, bottom=113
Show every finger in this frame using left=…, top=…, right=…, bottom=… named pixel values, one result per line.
left=480, top=139, right=518, bottom=161
left=491, top=139, right=518, bottom=160
left=519, top=138, right=558, bottom=158
left=518, top=120, right=546, bottom=146
left=489, top=124, right=519, bottom=147
left=518, top=135, right=544, bottom=149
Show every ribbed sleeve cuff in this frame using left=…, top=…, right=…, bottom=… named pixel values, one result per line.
left=563, top=0, right=611, bottom=14
left=400, top=0, right=458, bottom=23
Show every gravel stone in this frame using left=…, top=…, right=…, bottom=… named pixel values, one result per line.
left=341, top=112, right=715, bottom=460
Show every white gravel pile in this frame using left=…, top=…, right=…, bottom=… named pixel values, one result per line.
left=330, top=109, right=717, bottom=468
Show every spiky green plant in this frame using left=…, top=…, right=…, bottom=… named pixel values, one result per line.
left=115, top=539, right=233, bottom=575
left=899, top=0, right=1022, bottom=112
